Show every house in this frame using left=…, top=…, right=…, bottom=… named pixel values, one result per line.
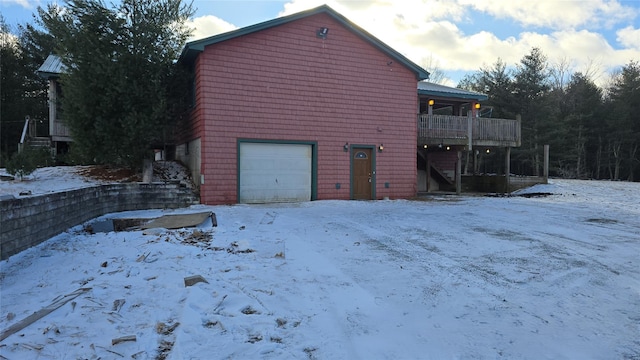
left=36, top=5, right=520, bottom=203
left=36, top=55, right=71, bottom=155
left=177, top=5, right=430, bottom=204
left=176, top=5, right=521, bottom=205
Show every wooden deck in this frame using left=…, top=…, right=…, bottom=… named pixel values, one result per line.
left=418, top=114, right=521, bottom=148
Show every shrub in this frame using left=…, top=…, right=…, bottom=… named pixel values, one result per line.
left=6, top=147, right=53, bottom=180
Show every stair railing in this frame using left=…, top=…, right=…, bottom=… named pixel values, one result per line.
left=18, top=116, right=30, bottom=153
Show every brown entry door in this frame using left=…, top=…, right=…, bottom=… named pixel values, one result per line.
left=352, top=148, right=373, bottom=200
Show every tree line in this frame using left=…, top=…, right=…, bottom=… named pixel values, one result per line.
left=459, top=48, right=640, bottom=181
left=1, top=0, right=193, bottom=170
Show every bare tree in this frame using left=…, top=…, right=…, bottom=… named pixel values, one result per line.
left=420, top=54, right=448, bottom=84
left=549, top=56, right=572, bottom=91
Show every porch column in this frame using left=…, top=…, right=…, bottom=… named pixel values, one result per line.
left=426, top=155, right=431, bottom=193
left=543, top=144, right=550, bottom=183
left=49, top=80, right=57, bottom=136
left=505, top=147, right=511, bottom=193
left=456, top=150, right=462, bottom=195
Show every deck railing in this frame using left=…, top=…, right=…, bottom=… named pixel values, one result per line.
left=52, top=119, right=72, bottom=139
left=418, top=114, right=521, bottom=147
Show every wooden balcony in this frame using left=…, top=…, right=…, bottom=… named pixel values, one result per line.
left=418, top=114, right=521, bottom=148
left=51, top=119, right=72, bottom=142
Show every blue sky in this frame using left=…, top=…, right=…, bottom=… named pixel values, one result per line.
left=2, top=0, right=639, bottom=86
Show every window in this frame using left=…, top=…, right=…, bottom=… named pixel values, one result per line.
left=354, top=151, right=368, bottom=159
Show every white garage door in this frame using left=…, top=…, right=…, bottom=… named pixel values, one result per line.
left=239, top=142, right=312, bottom=203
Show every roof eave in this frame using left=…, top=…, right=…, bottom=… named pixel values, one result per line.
left=179, top=5, right=430, bottom=80
left=36, top=71, right=58, bottom=79
left=418, top=89, right=488, bottom=101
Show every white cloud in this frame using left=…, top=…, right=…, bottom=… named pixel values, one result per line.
left=460, top=0, right=636, bottom=30
left=187, top=15, right=237, bottom=41
left=276, top=0, right=640, bottom=86
left=617, top=26, right=640, bottom=49
left=2, top=0, right=37, bottom=9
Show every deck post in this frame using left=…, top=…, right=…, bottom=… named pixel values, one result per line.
left=456, top=150, right=462, bottom=195
left=426, top=155, right=431, bottom=193
left=543, top=144, right=549, bottom=183
left=467, top=111, right=473, bottom=151
left=505, top=147, right=511, bottom=193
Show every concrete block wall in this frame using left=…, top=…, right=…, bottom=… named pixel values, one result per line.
left=0, top=182, right=199, bottom=260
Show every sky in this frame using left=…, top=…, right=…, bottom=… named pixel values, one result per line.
left=1, top=0, right=640, bottom=86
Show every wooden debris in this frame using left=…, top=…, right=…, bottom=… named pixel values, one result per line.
left=156, top=321, right=180, bottom=335
left=211, top=213, right=217, bottom=227
left=179, top=230, right=213, bottom=246
left=20, top=343, right=43, bottom=351
left=112, top=299, right=126, bottom=312
left=213, top=294, right=228, bottom=312
left=0, top=287, right=91, bottom=342
left=184, top=275, right=209, bottom=287
left=101, top=261, right=108, bottom=268
left=141, top=212, right=213, bottom=230
left=112, top=335, right=136, bottom=346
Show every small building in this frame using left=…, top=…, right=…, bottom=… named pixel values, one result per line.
left=36, top=55, right=71, bottom=155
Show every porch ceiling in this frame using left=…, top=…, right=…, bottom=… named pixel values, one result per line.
left=417, top=81, right=488, bottom=101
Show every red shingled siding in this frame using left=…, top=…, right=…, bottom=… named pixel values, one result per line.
left=193, top=13, right=418, bottom=204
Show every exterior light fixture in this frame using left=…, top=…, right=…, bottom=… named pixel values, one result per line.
left=428, top=99, right=435, bottom=106
left=423, top=144, right=428, bottom=149
left=486, top=148, right=490, bottom=154
left=474, top=103, right=481, bottom=109
left=343, top=142, right=349, bottom=152
left=316, top=27, right=329, bottom=39
left=378, top=144, right=384, bottom=152
left=438, top=143, right=443, bottom=149
left=446, top=146, right=451, bottom=151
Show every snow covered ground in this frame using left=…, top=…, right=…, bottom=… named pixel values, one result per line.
left=0, top=170, right=639, bottom=359
left=0, top=166, right=106, bottom=197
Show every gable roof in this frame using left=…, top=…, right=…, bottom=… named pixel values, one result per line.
left=179, top=5, right=429, bottom=81
left=37, top=54, right=66, bottom=79
left=417, top=81, right=488, bottom=101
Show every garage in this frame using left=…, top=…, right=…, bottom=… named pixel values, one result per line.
left=239, top=142, right=313, bottom=203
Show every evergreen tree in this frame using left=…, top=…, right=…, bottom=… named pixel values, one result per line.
left=512, top=48, right=551, bottom=176
left=458, top=59, right=516, bottom=119
left=0, top=17, right=48, bottom=162
left=560, top=73, right=603, bottom=178
left=39, top=0, right=194, bottom=168
left=606, top=61, right=640, bottom=181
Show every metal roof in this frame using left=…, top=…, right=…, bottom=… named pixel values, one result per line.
left=179, top=5, right=430, bottom=81
left=418, top=81, right=488, bottom=101
left=37, top=54, right=66, bottom=78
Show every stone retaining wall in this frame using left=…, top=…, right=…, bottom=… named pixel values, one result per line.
left=0, top=182, right=199, bottom=260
